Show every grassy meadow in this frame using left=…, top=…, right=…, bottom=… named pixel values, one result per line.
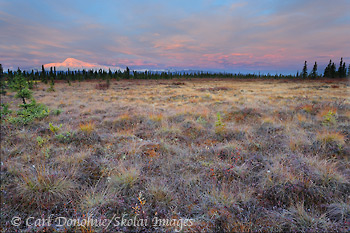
left=1, top=78, right=350, bottom=232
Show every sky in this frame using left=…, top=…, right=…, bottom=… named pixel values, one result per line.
left=0, top=0, right=349, bottom=74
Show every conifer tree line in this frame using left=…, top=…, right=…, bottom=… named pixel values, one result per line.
left=0, top=58, right=349, bottom=83
left=301, top=57, right=348, bottom=79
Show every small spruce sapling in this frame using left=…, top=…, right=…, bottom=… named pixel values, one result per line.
left=215, top=112, right=226, bottom=134
left=10, top=73, right=33, bottom=108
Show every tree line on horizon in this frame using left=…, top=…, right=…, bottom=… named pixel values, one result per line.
left=300, top=58, right=348, bottom=79
left=0, top=58, right=349, bottom=84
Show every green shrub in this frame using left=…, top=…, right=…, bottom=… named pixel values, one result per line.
left=49, top=122, right=62, bottom=134
left=0, top=103, right=12, bottom=120
left=55, top=132, right=74, bottom=143
left=8, top=101, right=50, bottom=125
left=36, top=136, right=47, bottom=147
left=9, top=73, right=32, bottom=106
left=215, top=112, right=224, bottom=127
left=215, top=112, right=226, bottom=134
left=52, top=109, right=62, bottom=116
left=322, top=111, right=336, bottom=126
left=5, top=73, right=51, bottom=125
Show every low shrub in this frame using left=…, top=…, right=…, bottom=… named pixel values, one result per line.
left=0, top=103, right=11, bottom=121
left=215, top=112, right=226, bottom=135
left=55, top=131, right=74, bottom=144
left=7, top=101, right=50, bottom=125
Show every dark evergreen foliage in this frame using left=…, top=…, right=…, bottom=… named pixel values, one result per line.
left=337, top=57, right=347, bottom=78
left=41, top=65, right=48, bottom=84
left=310, top=61, right=317, bottom=79
left=302, top=61, right=308, bottom=78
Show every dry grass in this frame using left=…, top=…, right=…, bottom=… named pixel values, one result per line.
left=316, top=131, right=345, bottom=146
left=15, top=164, right=76, bottom=208
left=1, top=78, right=349, bottom=232
left=79, top=121, right=95, bottom=134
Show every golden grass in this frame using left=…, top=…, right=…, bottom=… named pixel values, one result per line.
left=79, top=121, right=95, bottom=134
left=118, top=113, right=131, bottom=121
left=296, top=113, right=307, bottom=122
left=316, top=131, right=345, bottom=145
left=149, top=113, right=163, bottom=122
left=300, top=104, right=314, bottom=113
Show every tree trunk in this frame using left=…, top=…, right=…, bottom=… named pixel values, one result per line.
left=22, top=97, right=27, bottom=108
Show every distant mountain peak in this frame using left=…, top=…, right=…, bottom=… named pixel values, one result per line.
left=63, top=58, right=81, bottom=64
left=64, top=58, right=78, bottom=62
left=44, top=58, right=119, bottom=71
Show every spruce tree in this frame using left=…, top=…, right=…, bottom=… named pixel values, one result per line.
left=330, top=62, right=336, bottom=78
left=324, top=60, right=332, bottom=77
left=336, top=57, right=347, bottom=78
left=338, top=57, right=343, bottom=77
left=41, top=65, right=47, bottom=84
left=302, top=61, right=308, bottom=78
left=310, top=61, right=317, bottom=79
left=125, top=67, right=130, bottom=79
left=342, top=62, right=346, bottom=78
left=10, top=72, right=33, bottom=107
left=7, top=69, right=13, bottom=80
left=49, top=67, right=53, bottom=78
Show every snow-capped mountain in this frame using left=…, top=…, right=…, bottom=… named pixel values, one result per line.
left=44, top=58, right=119, bottom=71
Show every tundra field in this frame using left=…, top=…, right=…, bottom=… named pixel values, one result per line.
left=1, top=78, right=350, bottom=232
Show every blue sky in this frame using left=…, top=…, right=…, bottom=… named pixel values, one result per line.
left=0, top=0, right=349, bottom=74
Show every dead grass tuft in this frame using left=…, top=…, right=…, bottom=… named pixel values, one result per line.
left=79, top=121, right=95, bottom=134
left=109, top=164, right=141, bottom=190
left=15, top=165, right=76, bottom=208
left=316, top=131, right=345, bottom=146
